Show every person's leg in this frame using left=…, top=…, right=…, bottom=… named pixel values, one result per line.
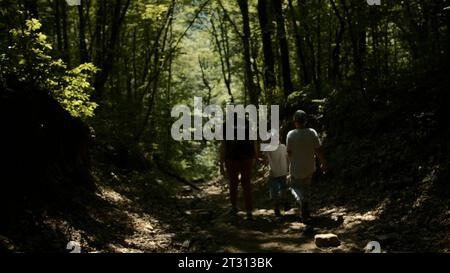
left=269, top=177, right=278, bottom=204
left=225, top=160, right=239, bottom=213
left=269, top=177, right=281, bottom=216
left=240, top=159, right=254, bottom=217
left=289, top=178, right=304, bottom=205
left=278, top=176, right=289, bottom=211
left=268, top=177, right=276, bottom=201
left=289, top=177, right=305, bottom=219
left=299, top=177, right=312, bottom=218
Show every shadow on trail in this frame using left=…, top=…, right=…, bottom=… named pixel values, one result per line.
left=307, top=215, right=344, bottom=229
left=0, top=186, right=137, bottom=253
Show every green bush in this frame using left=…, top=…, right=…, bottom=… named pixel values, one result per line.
left=0, top=19, right=98, bottom=119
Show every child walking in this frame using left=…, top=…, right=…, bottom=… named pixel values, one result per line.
left=263, top=130, right=289, bottom=217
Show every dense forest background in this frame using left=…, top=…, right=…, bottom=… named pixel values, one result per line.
left=0, top=0, right=449, bottom=253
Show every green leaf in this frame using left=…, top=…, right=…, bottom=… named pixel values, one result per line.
left=25, top=18, right=42, bottom=31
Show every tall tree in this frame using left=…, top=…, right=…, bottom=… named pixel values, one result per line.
left=211, top=11, right=234, bottom=103
left=78, top=0, right=89, bottom=63
left=273, top=0, right=294, bottom=98
left=93, top=0, right=131, bottom=96
left=54, top=0, right=62, bottom=51
left=61, top=0, right=70, bottom=66
left=329, top=0, right=345, bottom=84
left=342, top=0, right=367, bottom=101
left=237, top=0, right=258, bottom=105
left=287, top=0, right=310, bottom=87
left=257, top=0, right=276, bottom=103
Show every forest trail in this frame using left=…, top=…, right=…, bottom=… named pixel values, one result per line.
left=2, top=164, right=447, bottom=253
left=74, top=169, right=381, bottom=253
left=175, top=172, right=381, bottom=253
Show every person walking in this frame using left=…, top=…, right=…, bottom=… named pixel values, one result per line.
left=287, top=110, right=328, bottom=222
left=220, top=114, right=257, bottom=220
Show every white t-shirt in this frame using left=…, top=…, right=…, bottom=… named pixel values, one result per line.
left=286, top=128, right=322, bottom=179
left=265, top=144, right=289, bottom=178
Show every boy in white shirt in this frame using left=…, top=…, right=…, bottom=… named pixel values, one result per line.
left=263, top=130, right=290, bottom=217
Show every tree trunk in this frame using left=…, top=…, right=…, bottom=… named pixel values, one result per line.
left=94, top=0, right=131, bottom=96
left=135, top=1, right=174, bottom=142
left=273, top=0, right=294, bottom=98
left=78, top=0, right=89, bottom=63
left=211, top=13, right=234, bottom=103
left=287, top=0, right=310, bottom=87
left=54, top=0, right=62, bottom=51
left=257, top=0, right=276, bottom=103
left=316, top=0, right=322, bottom=96
left=342, top=1, right=366, bottom=101
left=237, top=0, right=258, bottom=106
left=329, top=0, right=345, bottom=84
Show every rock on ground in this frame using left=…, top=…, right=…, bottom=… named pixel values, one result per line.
left=314, top=234, right=341, bottom=248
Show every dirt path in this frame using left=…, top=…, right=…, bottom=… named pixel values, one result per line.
left=83, top=168, right=446, bottom=253
left=8, top=167, right=442, bottom=253
left=175, top=173, right=384, bottom=253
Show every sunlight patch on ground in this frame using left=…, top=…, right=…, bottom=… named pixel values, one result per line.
left=316, top=205, right=382, bottom=231
left=343, top=212, right=377, bottom=230
left=288, top=222, right=306, bottom=231
left=316, top=206, right=347, bottom=216
left=203, top=183, right=223, bottom=195
left=344, top=198, right=388, bottom=229
left=91, top=185, right=180, bottom=253
left=97, top=185, right=132, bottom=206
left=253, top=209, right=275, bottom=217
left=119, top=211, right=174, bottom=253
left=130, top=213, right=157, bottom=233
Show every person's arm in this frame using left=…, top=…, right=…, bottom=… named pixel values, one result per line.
left=286, top=136, right=292, bottom=179
left=286, top=152, right=290, bottom=169
left=311, top=129, right=328, bottom=174
left=315, top=146, right=328, bottom=173
left=286, top=135, right=292, bottom=159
